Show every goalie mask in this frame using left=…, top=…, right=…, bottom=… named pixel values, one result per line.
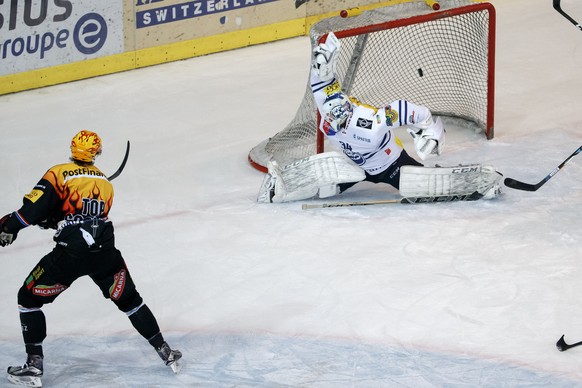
left=322, top=93, right=352, bottom=134
left=71, top=130, right=102, bottom=163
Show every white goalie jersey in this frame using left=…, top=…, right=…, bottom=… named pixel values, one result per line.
left=311, top=69, right=445, bottom=173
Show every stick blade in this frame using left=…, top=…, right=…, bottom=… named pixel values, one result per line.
left=556, top=334, right=568, bottom=351
left=503, top=177, right=538, bottom=192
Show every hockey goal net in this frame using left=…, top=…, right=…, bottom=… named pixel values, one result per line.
left=248, top=0, right=496, bottom=173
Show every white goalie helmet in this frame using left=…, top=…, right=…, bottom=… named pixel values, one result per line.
left=322, top=93, right=353, bottom=133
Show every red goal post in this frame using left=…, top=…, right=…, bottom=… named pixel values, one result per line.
left=249, top=0, right=496, bottom=173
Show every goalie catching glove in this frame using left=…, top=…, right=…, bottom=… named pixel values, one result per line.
left=400, top=164, right=502, bottom=200
left=312, top=32, right=341, bottom=82
left=257, top=152, right=365, bottom=203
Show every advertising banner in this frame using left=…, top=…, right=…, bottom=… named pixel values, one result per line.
left=131, top=0, right=303, bottom=49
left=130, top=0, right=387, bottom=49
left=0, top=1, right=124, bottom=76
left=0, top=0, right=395, bottom=94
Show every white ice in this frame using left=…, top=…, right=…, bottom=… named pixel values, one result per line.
left=2, top=0, right=582, bottom=386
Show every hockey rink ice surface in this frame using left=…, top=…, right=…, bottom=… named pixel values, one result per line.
left=2, top=0, right=582, bottom=386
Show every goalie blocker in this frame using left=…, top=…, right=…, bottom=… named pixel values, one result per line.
left=257, top=153, right=502, bottom=203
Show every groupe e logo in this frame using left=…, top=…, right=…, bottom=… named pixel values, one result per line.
left=0, top=1, right=109, bottom=60
left=74, top=13, right=108, bottom=55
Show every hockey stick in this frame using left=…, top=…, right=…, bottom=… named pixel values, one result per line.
left=107, top=141, right=130, bottom=181
left=553, top=0, right=582, bottom=31
left=556, top=334, right=582, bottom=351
left=302, top=199, right=401, bottom=209
left=503, top=145, right=582, bottom=191
left=302, top=192, right=483, bottom=209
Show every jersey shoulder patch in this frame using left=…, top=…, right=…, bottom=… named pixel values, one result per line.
left=24, top=189, right=44, bottom=203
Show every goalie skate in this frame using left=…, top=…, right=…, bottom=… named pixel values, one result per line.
left=400, top=164, right=502, bottom=200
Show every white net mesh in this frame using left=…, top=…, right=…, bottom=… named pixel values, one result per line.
left=249, top=0, right=495, bottom=172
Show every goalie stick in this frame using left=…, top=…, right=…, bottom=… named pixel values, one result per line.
left=107, top=140, right=130, bottom=181
left=302, top=192, right=483, bottom=209
left=302, top=199, right=401, bottom=209
left=556, top=334, right=582, bottom=351
left=503, top=145, right=582, bottom=191
left=553, top=0, right=582, bottom=31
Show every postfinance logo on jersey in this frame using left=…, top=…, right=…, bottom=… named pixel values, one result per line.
left=61, top=167, right=106, bottom=181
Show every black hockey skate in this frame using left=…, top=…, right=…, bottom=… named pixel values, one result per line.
left=7, top=354, right=43, bottom=387
left=156, top=342, right=183, bottom=373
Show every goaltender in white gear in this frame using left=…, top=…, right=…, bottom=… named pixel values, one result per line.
left=257, top=32, right=501, bottom=203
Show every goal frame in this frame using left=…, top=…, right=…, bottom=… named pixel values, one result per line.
left=249, top=1, right=496, bottom=173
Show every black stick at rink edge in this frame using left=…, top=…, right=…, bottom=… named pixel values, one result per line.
left=553, top=0, right=582, bottom=31
left=556, top=335, right=582, bottom=352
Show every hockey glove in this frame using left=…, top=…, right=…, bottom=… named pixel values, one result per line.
left=407, top=117, right=445, bottom=161
left=312, top=32, right=341, bottom=82
left=312, top=44, right=335, bottom=82
left=0, top=214, right=17, bottom=247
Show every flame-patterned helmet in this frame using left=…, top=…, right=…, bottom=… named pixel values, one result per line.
left=71, top=130, right=102, bottom=163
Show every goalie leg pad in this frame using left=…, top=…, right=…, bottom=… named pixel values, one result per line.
left=257, top=152, right=365, bottom=203
left=399, top=164, right=502, bottom=200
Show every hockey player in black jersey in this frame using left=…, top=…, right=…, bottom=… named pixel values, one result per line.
left=0, top=131, right=182, bottom=387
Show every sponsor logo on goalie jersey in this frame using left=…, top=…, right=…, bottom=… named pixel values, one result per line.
left=356, top=118, right=372, bottom=129
left=323, top=80, right=342, bottom=96
left=353, top=134, right=371, bottom=143
left=385, top=106, right=398, bottom=126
